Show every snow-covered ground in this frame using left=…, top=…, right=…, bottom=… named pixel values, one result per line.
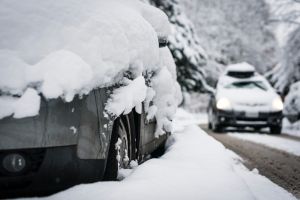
left=28, top=109, right=296, bottom=200
left=228, top=132, right=300, bottom=156
left=282, top=118, right=300, bottom=138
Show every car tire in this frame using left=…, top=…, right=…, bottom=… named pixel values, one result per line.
left=208, top=122, right=212, bottom=130
left=254, top=127, right=261, bottom=132
left=103, top=114, right=136, bottom=181
left=212, top=122, right=223, bottom=133
left=151, top=140, right=167, bottom=158
left=270, top=125, right=282, bottom=135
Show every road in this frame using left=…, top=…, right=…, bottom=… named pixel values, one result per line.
left=200, top=124, right=300, bottom=199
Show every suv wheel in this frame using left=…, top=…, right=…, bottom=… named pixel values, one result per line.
left=212, top=121, right=223, bottom=133
left=270, top=125, right=281, bottom=135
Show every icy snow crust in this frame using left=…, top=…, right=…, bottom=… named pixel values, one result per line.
left=0, top=0, right=180, bottom=134
left=32, top=109, right=296, bottom=200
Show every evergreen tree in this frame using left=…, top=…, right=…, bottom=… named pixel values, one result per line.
left=148, top=0, right=213, bottom=93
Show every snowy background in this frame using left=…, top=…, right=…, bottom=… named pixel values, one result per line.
left=0, top=0, right=300, bottom=199
left=149, top=0, right=300, bottom=133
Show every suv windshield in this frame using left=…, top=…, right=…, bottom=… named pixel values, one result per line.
left=225, top=81, right=268, bottom=91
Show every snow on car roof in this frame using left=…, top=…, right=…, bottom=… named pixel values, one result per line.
left=0, top=0, right=181, bottom=124
left=225, top=62, right=256, bottom=73
left=217, top=70, right=270, bottom=89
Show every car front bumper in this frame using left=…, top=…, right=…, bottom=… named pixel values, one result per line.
left=0, top=145, right=106, bottom=199
left=215, top=109, right=282, bottom=128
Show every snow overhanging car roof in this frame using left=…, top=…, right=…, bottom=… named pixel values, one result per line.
left=225, top=62, right=256, bottom=79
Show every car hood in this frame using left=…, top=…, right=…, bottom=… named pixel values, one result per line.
left=216, top=87, right=279, bottom=112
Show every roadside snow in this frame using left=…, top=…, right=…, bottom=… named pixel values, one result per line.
left=283, top=118, right=300, bottom=138
left=228, top=133, right=300, bottom=156
left=284, top=81, right=300, bottom=122
left=31, top=109, right=296, bottom=200
left=193, top=113, right=208, bottom=125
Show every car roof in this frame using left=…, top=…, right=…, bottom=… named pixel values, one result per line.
left=225, top=62, right=256, bottom=73
left=218, top=71, right=270, bottom=89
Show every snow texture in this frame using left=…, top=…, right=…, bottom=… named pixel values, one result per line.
left=226, top=62, right=255, bottom=73
left=228, top=132, right=300, bottom=156
left=0, top=0, right=181, bottom=134
left=0, top=88, right=40, bottom=119
left=28, top=109, right=296, bottom=200
left=106, top=76, right=147, bottom=116
left=283, top=118, right=300, bottom=138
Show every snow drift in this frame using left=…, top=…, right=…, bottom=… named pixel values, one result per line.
left=0, top=0, right=181, bottom=134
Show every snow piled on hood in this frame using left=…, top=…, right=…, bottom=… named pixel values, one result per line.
left=0, top=0, right=180, bottom=129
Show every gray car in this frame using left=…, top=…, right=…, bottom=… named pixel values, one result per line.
left=0, top=40, right=169, bottom=199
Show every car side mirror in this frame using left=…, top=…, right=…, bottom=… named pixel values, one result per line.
left=275, top=90, right=284, bottom=100
left=158, top=36, right=168, bottom=48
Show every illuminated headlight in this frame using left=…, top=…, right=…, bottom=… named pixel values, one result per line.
left=272, top=97, right=283, bottom=111
left=2, top=153, right=26, bottom=173
left=217, top=98, right=232, bottom=110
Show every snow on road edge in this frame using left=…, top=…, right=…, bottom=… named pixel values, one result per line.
left=228, top=132, right=300, bottom=156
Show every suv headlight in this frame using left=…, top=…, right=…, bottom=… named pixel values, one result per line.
left=272, top=97, right=283, bottom=111
left=217, top=98, right=232, bottom=110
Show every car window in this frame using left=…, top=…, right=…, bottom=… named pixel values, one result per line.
left=224, top=81, right=268, bottom=91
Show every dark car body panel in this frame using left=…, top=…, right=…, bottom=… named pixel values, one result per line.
left=0, top=88, right=112, bottom=160
left=0, top=86, right=166, bottom=197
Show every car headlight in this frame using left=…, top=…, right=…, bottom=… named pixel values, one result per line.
left=272, top=97, right=283, bottom=111
left=217, top=98, right=232, bottom=110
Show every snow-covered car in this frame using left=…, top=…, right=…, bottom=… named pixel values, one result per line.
left=0, top=1, right=181, bottom=198
left=208, top=62, right=283, bottom=134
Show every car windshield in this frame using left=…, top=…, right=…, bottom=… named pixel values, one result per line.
left=224, top=81, right=268, bottom=91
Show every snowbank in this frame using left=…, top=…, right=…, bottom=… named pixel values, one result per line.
left=282, top=118, right=300, bottom=138
left=284, top=81, right=300, bottom=120
left=0, top=0, right=181, bottom=134
left=228, top=132, right=300, bottom=156
left=29, top=109, right=296, bottom=200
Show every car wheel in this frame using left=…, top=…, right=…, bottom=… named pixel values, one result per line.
left=208, top=122, right=212, bottom=130
left=212, top=122, right=223, bottom=133
left=254, top=127, right=261, bottom=132
left=270, top=125, right=282, bottom=135
left=103, top=114, right=136, bottom=180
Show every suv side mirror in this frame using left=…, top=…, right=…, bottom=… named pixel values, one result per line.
left=158, top=36, right=168, bottom=48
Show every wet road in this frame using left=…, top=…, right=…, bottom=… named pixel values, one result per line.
left=200, top=125, right=300, bottom=199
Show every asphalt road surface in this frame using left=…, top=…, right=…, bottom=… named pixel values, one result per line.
left=200, top=125, right=300, bottom=199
